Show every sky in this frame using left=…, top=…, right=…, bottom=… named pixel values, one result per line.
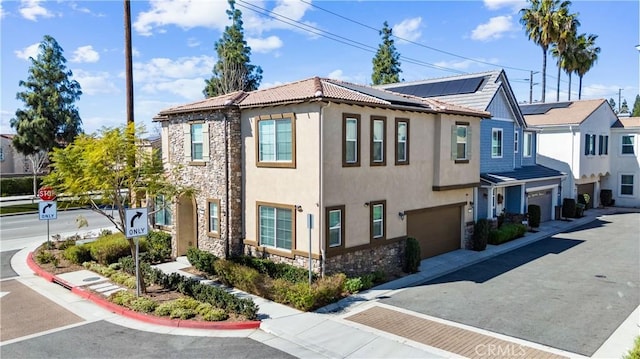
left=1, top=0, right=639, bottom=135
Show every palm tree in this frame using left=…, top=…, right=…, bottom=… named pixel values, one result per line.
left=550, top=8, right=579, bottom=101
left=553, top=36, right=580, bottom=100
left=520, top=0, right=573, bottom=103
left=573, top=34, right=600, bottom=99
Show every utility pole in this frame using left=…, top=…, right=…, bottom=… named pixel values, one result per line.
left=618, top=88, right=622, bottom=113
left=529, top=70, right=539, bottom=104
left=124, top=0, right=134, bottom=126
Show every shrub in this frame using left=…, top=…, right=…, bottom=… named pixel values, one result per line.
left=231, top=256, right=311, bottom=283
left=272, top=279, right=315, bottom=311
left=57, top=239, right=77, bottom=250
left=600, top=189, right=614, bottom=207
left=344, top=277, right=363, bottom=293
left=170, top=308, right=196, bottom=319
left=202, top=307, right=228, bottom=321
left=488, top=223, right=527, bottom=245
left=186, top=247, right=218, bottom=274
left=472, top=219, right=490, bottom=251
left=404, top=237, right=421, bottom=273
left=85, top=233, right=145, bottom=265
left=130, top=297, right=158, bottom=313
left=110, top=290, right=136, bottom=306
left=214, top=260, right=267, bottom=296
left=562, top=198, right=576, bottom=218
left=143, top=231, right=172, bottom=263
left=624, top=336, right=640, bottom=359
left=527, top=204, right=541, bottom=228
left=63, top=245, right=91, bottom=264
left=35, top=250, right=58, bottom=265
left=0, top=176, right=43, bottom=196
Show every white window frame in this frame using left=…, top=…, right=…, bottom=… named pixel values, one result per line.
left=258, top=204, right=293, bottom=250
left=208, top=199, right=220, bottom=236
left=344, top=116, right=359, bottom=165
left=619, top=174, right=635, bottom=197
left=492, top=128, right=503, bottom=158
left=370, top=117, right=386, bottom=165
left=621, top=135, right=635, bottom=155
left=371, top=201, right=385, bottom=240
left=257, top=117, right=294, bottom=165
left=328, top=209, right=342, bottom=248
left=395, top=119, right=409, bottom=164
left=523, top=132, right=533, bottom=157
left=456, top=125, right=469, bottom=160
left=191, top=123, right=203, bottom=161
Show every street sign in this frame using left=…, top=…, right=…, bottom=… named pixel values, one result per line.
left=125, top=208, right=148, bottom=238
left=39, top=200, right=57, bottom=220
left=38, top=186, right=56, bottom=201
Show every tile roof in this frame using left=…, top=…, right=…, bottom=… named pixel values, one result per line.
left=612, top=117, right=640, bottom=128
left=520, top=99, right=608, bottom=126
left=156, top=77, right=489, bottom=118
left=481, top=165, right=565, bottom=184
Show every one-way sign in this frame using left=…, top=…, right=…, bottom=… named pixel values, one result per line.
left=38, top=201, right=57, bottom=220
left=125, top=208, right=148, bottom=238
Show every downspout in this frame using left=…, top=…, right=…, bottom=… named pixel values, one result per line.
left=319, top=101, right=330, bottom=278
left=224, top=113, right=230, bottom=259
left=570, top=125, right=575, bottom=200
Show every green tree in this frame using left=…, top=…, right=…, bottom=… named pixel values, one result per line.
left=44, top=124, right=193, bottom=293
left=520, top=0, right=572, bottom=103
left=609, top=98, right=617, bottom=113
left=620, top=99, right=629, bottom=114
left=573, top=33, right=600, bottom=99
left=632, top=95, right=640, bottom=116
left=550, top=6, right=579, bottom=102
left=10, top=35, right=82, bottom=155
left=204, top=0, right=262, bottom=97
left=371, top=21, right=402, bottom=85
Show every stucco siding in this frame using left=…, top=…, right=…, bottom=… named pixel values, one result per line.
left=603, top=129, right=640, bottom=207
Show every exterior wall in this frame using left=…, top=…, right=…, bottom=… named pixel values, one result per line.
left=161, top=109, right=243, bottom=258
left=521, top=130, right=537, bottom=166
left=579, top=105, right=616, bottom=179
left=480, top=118, right=515, bottom=173
left=514, top=127, right=523, bottom=168
left=0, top=135, right=34, bottom=176
left=602, top=128, right=640, bottom=207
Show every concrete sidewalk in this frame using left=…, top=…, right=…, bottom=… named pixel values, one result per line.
left=17, top=206, right=639, bottom=358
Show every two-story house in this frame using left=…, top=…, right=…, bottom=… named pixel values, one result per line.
left=601, top=116, right=640, bottom=207
left=378, top=70, right=565, bottom=222
left=154, top=77, right=488, bottom=276
left=521, top=99, right=618, bottom=209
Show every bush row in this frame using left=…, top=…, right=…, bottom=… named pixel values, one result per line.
left=109, top=291, right=229, bottom=321
left=488, top=223, right=527, bottom=245
left=0, top=176, right=42, bottom=196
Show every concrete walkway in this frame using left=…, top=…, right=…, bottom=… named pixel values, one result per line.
left=13, top=207, right=640, bottom=358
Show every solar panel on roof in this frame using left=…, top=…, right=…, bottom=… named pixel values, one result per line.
left=520, top=102, right=572, bottom=115
left=335, top=81, right=428, bottom=107
left=385, top=76, right=485, bottom=97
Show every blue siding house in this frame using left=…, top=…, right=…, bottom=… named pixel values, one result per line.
left=379, top=70, right=565, bottom=222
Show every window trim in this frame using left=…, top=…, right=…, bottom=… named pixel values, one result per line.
left=491, top=128, right=503, bottom=158
left=621, top=134, right=635, bottom=155
left=395, top=118, right=410, bottom=165
left=342, top=113, right=361, bottom=167
left=370, top=116, right=387, bottom=166
left=325, top=205, right=345, bottom=253
left=207, top=198, right=221, bottom=238
left=523, top=132, right=533, bottom=158
left=255, top=113, right=296, bottom=168
left=455, top=123, right=469, bottom=162
left=619, top=174, right=635, bottom=197
left=256, top=201, right=296, bottom=252
left=369, top=200, right=386, bottom=241
left=514, top=130, right=519, bottom=153
left=585, top=133, right=597, bottom=156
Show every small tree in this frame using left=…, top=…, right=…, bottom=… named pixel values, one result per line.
left=632, top=95, right=640, bottom=117
left=620, top=99, right=630, bottom=114
left=371, top=21, right=402, bottom=85
left=608, top=98, right=617, bottom=113
left=27, top=151, right=48, bottom=196
left=204, top=0, right=262, bottom=97
left=44, top=124, right=192, bottom=293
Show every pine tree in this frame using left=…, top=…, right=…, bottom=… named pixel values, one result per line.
left=204, top=0, right=262, bottom=97
left=632, top=95, right=640, bottom=117
left=620, top=99, right=629, bottom=114
left=608, top=98, right=617, bottom=114
left=10, top=35, right=83, bottom=155
left=371, top=21, right=402, bottom=85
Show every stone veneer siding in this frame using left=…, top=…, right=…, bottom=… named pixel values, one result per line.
left=164, top=108, right=243, bottom=259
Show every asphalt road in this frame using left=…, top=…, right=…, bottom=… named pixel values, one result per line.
left=380, top=212, right=640, bottom=356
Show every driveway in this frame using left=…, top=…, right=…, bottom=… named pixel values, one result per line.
left=380, top=212, right=640, bottom=356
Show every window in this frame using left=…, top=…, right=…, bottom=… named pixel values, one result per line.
left=620, top=174, right=634, bottom=196
left=256, top=114, right=295, bottom=167
left=0, top=147, right=4, bottom=162
left=456, top=125, right=468, bottom=160
left=183, top=121, right=208, bottom=163
left=154, top=195, right=172, bottom=226
left=343, top=114, right=361, bottom=166
left=491, top=129, right=503, bottom=158
left=523, top=132, right=533, bottom=157
left=207, top=199, right=220, bottom=237
left=598, top=135, right=609, bottom=155
left=370, top=116, right=386, bottom=166
left=326, top=206, right=345, bottom=249
left=585, top=134, right=596, bottom=155
left=514, top=130, right=519, bottom=153
left=395, top=119, right=409, bottom=165
left=258, top=203, right=293, bottom=250
left=370, top=200, right=386, bottom=240
left=622, top=135, right=635, bottom=155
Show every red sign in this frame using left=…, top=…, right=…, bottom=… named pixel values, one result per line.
left=38, top=186, right=56, bottom=201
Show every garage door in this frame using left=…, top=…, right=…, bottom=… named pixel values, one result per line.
left=406, top=205, right=462, bottom=259
left=577, top=182, right=595, bottom=209
left=527, top=190, right=552, bottom=222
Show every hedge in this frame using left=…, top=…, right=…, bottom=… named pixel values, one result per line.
left=0, top=176, right=42, bottom=196
left=488, top=223, right=527, bottom=245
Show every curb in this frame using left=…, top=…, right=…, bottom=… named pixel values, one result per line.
left=26, top=252, right=261, bottom=330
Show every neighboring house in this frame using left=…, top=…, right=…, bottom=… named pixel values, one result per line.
left=601, top=116, right=640, bottom=207
left=154, top=77, right=488, bottom=276
left=521, top=99, right=618, bottom=209
left=0, top=134, right=37, bottom=176
left=378, top=70, right=565, bottom=222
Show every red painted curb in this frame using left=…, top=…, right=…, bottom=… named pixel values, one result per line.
left=26, top=254, right=261, bottom=330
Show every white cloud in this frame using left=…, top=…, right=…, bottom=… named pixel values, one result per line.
left=471, top=15, right=516, bottom=41
left=0, top=2, right=6, bottom=19
left=133, top=0, right=229, bottom=36
left=580, top=84, right=623, bottom=99
left=393, top=17, right=422, bottom=43
left=484, top=0, right=527, bottom=12
left=247, top=36, right=283, bottom=53
left=142, top=78, right=205, bottom=99
left=71, top=45, right=100, bottom=63
left=19, top=0, right=54, bottom=21
left=14, top=42, right=40, bottom=60
left=73, top=70, right=119, bottom=96
left=187, top=37, right=201, bottom=48
left=132, top=56, right=214, bottom=83
left=434, top=58, right=499, bottom=70
left=328, top=69, right=350, bottom=81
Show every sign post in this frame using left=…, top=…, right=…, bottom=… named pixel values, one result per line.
left=38, top=186, right=57, bottom=246
left=125, top=208, right=148, bottom=297
left=307, top=213, right=313, bottom=286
